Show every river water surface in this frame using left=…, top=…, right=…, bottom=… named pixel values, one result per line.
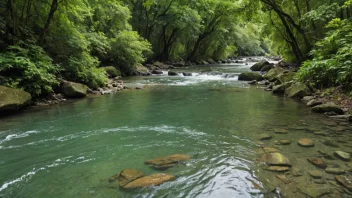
left=1, top=61, right=351, bottom=198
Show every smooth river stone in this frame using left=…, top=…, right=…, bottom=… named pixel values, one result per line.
left=262, top=153, right=291, bottom=166
left=314, top=131, right=328, bottom=136
left=325, top=168, right=345, bottom=175
left=259, top=133, right=272, bottom=140
left=276, top=174, right=290, bottom=184
left=309, top=170, right=323, bottom=179
left=145, top=154, right=190, bottom=170
left=307, top=157, right=327, bottom=169
left=298, top=138, right=314, bottom=147
left=122, top=173, right=175, bottom=189
left=263, top=147, right=279, bottom=153
left=279, top=140, right=291, bottom=145
left=116, top=169, right=146, bottom=186
left=273, top=128, right=289, bottom=134
left=265, top=166, right=290, bottom=172
left=336, top=175, right=352, bottom=191
left=334, top=151, right=351, bottom=161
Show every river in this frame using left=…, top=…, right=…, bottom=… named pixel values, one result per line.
left=0, top=60, right=351, bottom=197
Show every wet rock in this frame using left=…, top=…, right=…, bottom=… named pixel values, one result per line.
left=298, top=185, right=331, bottom=198
left=122, top=173, right=175, bottom=189
left=275, top=72, right=296, bottom=84
left=152, top=70, right=163, bottom=75
left=302, top=96, right=314, bottom=103
left=307, top=99, right=323, bottom=107
left=248, top=80, right=257, bottom=85
left=276, top=174, right=290, bottom=184
left=336, top=175, right=352, bottom=191
left=168, top=71, right=178, bottom=76
left=263, top=68, right=284, bottom=81
left=260, top=64, right=274, bottom=72
left=262, top=153, right=291, bottom=166
left=0, top=86, right=32, bottom=113
left=323, top=120, right=338, bottom=126
left=145, top=154, right=190, bottom=170
left=284, top=82, right=312, bottom=99
left=329, top=115, right=352, bottom=122
left=279, top=140, right=291, bottom=145
left=291, top=167, right=304, bottom=177
left=309, top=170, right=323, bottom=179
left=61, top=81, right=88, bottom=98
left=272, top=82, right=293, bottom=94
left=273, top=128, right=289, bottom=134
left=116, top=169, right=146, bottom=186
left=311, top=102, right=344, bottom=115
left=318, top=150, right=335, bottom=160
left=334, top=151, right=351, bottom=161
left=265, top=166, right=290, bottom=172
left=238, top=72, right=264, bottom=81
left=250, top=61, right=271, bottom=71
left=263, top=147, right=280, bottom=153
left=326, top=168, right=345, bottom=175
left=307, top=157, right=327, bottom=169
left=259, top=133, right=272, bottom=140
left=182, top=72, right=192, bottom=76
left=298, top=138, right=314, bottom=147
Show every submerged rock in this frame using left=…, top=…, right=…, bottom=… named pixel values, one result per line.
left=61, top=81, right=88, bottom=98
left=309, top=170, right=323, bottom=179
left=263, top=147, right=279, bottom=153
left=298, top=185, right=331, bottom=198
left=122, top=173, right=175, bottom=189
left=259, top=133, right=272, bottom=140
left=238, top=72, right=264, bottom=81
left=279, top=140, right=291, bottom=145
left=145, top=154, right=190, bottom=170
left=336, top=175, right=352, bottom=191
left=273, top=128, right=289, bottom=134
left=261, top=153, right=291, bottom=166
left=276, top=174, right=290, bottom=184
left=116, top=169, right=146, bottom=187
left=325, top=168, right=345, bottom=175
left=0, top=86, right=31, bottom=113
left=168, top=71, right=179, bottom=76
left=334, top=151, right=351, bottom=161
left=298, top=138, right=314, bottom=147
left=265, top=166, right=290, bottom=172
left=284, top=82, right=311, bottom=98
left=311, top=102, right=344, bottom=115
left=307, top=157, right=327, bottom=169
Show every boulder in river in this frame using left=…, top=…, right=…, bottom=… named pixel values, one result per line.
left=275, top=72, right=296, bottom=84
left=122, top=173, right=175, bottom=189
left=263, top=68, right=284, bottom=81
left=182, top=72, right=192, bottom=76
left=260, top=64, right=274, bottom=72
left=284, top=82, right=311, bottom=98
left=145, top=154, right=190, bottom=170
left=60, top=81, right=88, bottom=98
left=250, top=61, right=271, bottom=71
left=152, top=70, right=163, bottom=75
left=311, top=102, right=344, bottom=115
left=116, top=169, right=146, bottom=187
left=307, top=99, right=323, bottom=107
left=0, top=86, right=32, bottom=113
left=238, top=72, right=264, bottom=81
left=272, top=82, right=293, bottom=94
left=307, top=157, right=327, bottom=169
left=302, top=96, right=314, bottom=103
left=168, top=71, right=178, bottom=76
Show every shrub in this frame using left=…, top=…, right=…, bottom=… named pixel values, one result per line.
left=0, top=43, right=58, bottom=96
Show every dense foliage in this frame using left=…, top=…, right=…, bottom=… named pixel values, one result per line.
left=0, top=0, right=351, bottom=96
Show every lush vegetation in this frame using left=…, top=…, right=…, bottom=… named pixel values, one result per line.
left=0, top=0, right=351, bottom=96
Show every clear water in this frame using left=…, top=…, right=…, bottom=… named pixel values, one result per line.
left=1, top=60, right=351, bottom=198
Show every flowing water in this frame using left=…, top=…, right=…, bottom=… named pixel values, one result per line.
left=1, top=59, right=352, bottom=198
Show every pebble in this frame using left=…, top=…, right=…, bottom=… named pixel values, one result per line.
left=298, top=138, right=314, bottom=147
left=279, top=140, right=291, bottom=145
left=307, top=157, right=327, bottom=169
left=259, top=133, right=272, bottom=140
left=325, top=168, right=345, bottom=175
left=273, top=128, right=289, bottom=134
left=336, top=175, right=352, bottom=191
left=309, top=170, right=323, bottom=179
left=334, top=151, right=351, bottom=161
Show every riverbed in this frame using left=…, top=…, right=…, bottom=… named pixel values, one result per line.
left=1, top=61, right=351, bottom=197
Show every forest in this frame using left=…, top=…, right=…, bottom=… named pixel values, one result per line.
left=0, top=0, right=351, bottom=97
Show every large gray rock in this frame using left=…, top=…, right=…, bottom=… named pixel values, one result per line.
left=284, top=82, right=311, bottom=98
left=0, top=86, right=31, bottom=113
left=168, top=71, right=178, bottom=76
left=275, top=72, right=296, bottom=84
left=61, top=81, right=88, bottom=98
left=263, top=68, right=284, bottom=81
left=272, top=82, right=293, bottom=94
left=311, top=102, right=344, bottom=115
left=238, top=72, right=264, bottom=81
left=250, top=61, right=272, bottom=71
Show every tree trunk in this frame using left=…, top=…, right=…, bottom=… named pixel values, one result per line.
left=39, top=0, right=59, bottom=45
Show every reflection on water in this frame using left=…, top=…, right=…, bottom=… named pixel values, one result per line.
left=0, top=60, right=351, bottom=197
